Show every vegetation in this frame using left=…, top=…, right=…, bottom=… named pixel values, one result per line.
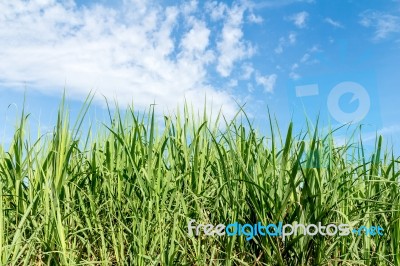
left=0, top=96, right=399, bottom=265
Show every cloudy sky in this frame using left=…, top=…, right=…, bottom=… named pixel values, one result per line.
left=1, top=0, right=399, bottom=148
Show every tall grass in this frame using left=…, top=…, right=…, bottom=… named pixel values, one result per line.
left=0, top=96, right=399, bottom=265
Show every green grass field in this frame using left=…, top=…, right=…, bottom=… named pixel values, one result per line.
left=1, top=97, right=399, bottom=265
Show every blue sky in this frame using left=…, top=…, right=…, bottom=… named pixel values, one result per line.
left=1, top=0, right=399, bottom=150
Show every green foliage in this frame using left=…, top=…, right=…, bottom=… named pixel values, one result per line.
left=0, top=97, right=399, bottom=265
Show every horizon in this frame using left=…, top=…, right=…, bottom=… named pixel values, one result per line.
left=1, top=0, right=399, bottom=151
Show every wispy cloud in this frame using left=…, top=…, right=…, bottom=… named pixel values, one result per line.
left=289, top=63, right=300, bottom=80
left=274, top=32, right=296, bottom=54
left=378, top=125, right=400, bottom=135
left=255, top=0, right=314, bottom=9
left=300, top=53, right=310, bottom=63
left=288, top=32, right=297, bottom=44
left=255, top=72, right=277, bottom=93
left=287, top=11, right=309, bottom=28
left=359, top=10, right=400, bottom=40
left=362, top=124, right=400, bottom=143
left=247, top=13, right=263, bottom=24
left=240, top=63, right=255, bottom=80
left=324, top=17, right=344, bottom=28
left=0, top=0, right=265, bottom=119
left=288, top=45, right=320, bottom=80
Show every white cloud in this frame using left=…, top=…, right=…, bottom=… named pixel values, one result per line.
left=359, top=10, right=400, bottom=40
left=180, top=19, right=212, bottom=54
left=287, top=45, right=320, bottom=80
left=274, top=32, right=296, bottom=54
left=298, top=51, right=319, bottom=65
left=352, top=124, right=400, bottom=145
left=274, top=37, right=285, bottom=54
left=378, top=125, right=400, bottom=136
left=288, top=11, right=309, bottom=28
left=0, top=0, right=261, bottom=120
left=247, top=83, right=254, bottom=93
left=182, top=0, right=198, bottom=15
left=227, top=79, right=238, bottom=88
left=255, top=0, right=314, bottom=9
left=288, top=32, right=297, bottom=44
left=308, top=44, right=321, bottom=52
left=289, top=72, right=300, bottom=80
left=324, top=17, right=344, bottom=28
left=289, top=63, right=301, bottom=79
left=240, top=63, right=255, bottom=80
left=300, top=53, right=310, bottom=63
left=216, top=3, right=255, bottom=77
left=205, top=1, right=227, bottom=21
left=248, top=13, right=263, bottom=24
left=255, top=72, right=277, bottom=93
